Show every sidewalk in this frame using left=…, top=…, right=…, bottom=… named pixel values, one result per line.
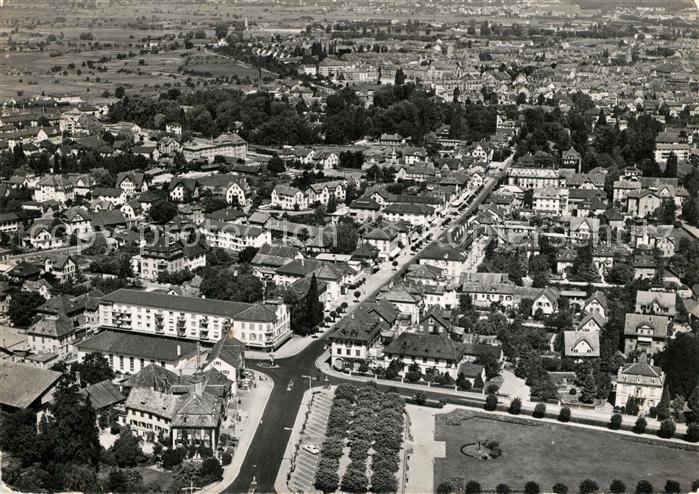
left=202, top=369, right=274, bottom=494
left=315, top=352, right=690, bottom=439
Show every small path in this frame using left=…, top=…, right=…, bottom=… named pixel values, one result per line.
left=404, top=404, right=446, bottom=494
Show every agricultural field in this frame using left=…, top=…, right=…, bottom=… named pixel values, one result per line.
left=434, top=412, right=699, bottom=492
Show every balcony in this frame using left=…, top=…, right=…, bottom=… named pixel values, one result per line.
left=199, top=330, right=209, bottom=340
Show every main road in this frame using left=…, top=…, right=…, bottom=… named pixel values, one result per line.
left=224, top=177, right=498, bottom=493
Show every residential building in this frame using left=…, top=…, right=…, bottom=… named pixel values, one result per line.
left=623, top=313, right=670, bottom=355
left=614, top=354, right=665, bottom=413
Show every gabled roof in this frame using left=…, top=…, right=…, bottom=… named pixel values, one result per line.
left=27, top=313, right=75, bottom=338
left=563, top=331, right=600, bottom=357
left=0, top=361, right=62, bottom=409
left=584, top=291, right=609, bottom=311
left=125, top=363, right=180, bottom=393
left=79, top=380, right=125, bottom=410
left=623, top=313, right=670, bottom=338
left=420, top=243, right=465, bottom=262
left=384, top=332, right=463, bottom=361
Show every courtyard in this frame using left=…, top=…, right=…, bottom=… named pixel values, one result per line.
left=434, top=411, right=699, bottom=492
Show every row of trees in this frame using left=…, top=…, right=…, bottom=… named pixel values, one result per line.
left=438, top=477, right=699, bottom=494
left=315, top=384, right=405, bottom=493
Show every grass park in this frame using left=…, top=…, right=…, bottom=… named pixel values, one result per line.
left=434, top=412, right=699, bottom=493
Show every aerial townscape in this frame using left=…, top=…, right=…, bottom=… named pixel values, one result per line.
left=1, top=0, right=699, bottom=493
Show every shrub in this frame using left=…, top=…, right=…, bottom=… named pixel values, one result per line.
left=691, top=480, right=699, bottom=491
left=552, top=482, right=568, bottom=494
left=610, top=413, right=623, bottom=430
left=465, top=480, right=482, bottom=494
left=524, top=481, right=541, bottom=494
left=201, top=458, right=223, bottom=482
left=484, top=394, right=498, bottom=411
left=315, top=461, right=340, bottom=493
left=580, top=479, right=599, bottom=493
left=533, top=402, right=547, bottom=418
left=162, top=448, right=185, bottom=470
left=486, top=384, right=499, bottom=394
left=370, top=469, right=397, bottom=493
left=437, top=476, right=465, bottom=494
left=405, top=370, right=421, bottom=383
left=414, top=391, right=427, bottom=405
left=508, top=397, right=522, bottom=415
left=610, top=480, right=626, bottom=493
left=633, top=417, right=647, bottom=434
left=221, top=452, right=232, bottom=466
left=341, top=464, right=368, bottom=493
left=558, top=406, right=572, bottom=422
left=635, top=480, right=653, bottom=494
left=685, top=423, right=699, bottom=442
left=496, top=484, right=512, bottom=494
left=663, top=480, right=680, bottom=493
left=569, top=388, right=577, bottom=395
left=658, top=419, right=676, bottom=439
left=648, top=406, right=658, bottom=419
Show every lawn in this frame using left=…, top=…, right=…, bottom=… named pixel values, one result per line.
left=434, top=411, right=699, bottom=492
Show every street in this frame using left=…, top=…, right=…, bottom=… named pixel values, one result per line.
left=222, top=178, right=498, bottom=492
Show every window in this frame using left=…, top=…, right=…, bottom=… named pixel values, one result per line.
left=129, top=357, right=134, bottom=372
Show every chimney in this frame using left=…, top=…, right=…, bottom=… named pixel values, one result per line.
left=192, top=379, right=204, bottom=397
left=177, top=344, right=181, bottom=357
left=75, top=371, right=81, bottom=387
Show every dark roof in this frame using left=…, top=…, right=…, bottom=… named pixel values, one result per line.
left=204, top=333, right=245, bottom=369
left=384, top=332, right=463, bottom=361
left=79, top=380, right=125, bottom=410
left=77, top=329, right=198, bottom=362
left=420, top=243, right=466, bottom=262
left=0, top=361, right=62, bottom=409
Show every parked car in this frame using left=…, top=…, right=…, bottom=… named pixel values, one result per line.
left=303, top=444, right=320, bottom=455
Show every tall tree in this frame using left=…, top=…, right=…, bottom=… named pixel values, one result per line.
left=394, top=68, right=405, bottom=86
left=305, top=274, right=324, bottom=329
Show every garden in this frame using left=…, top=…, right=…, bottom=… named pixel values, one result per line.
left=314, top=384, right=405, bottom=493
left=434, top=409, right=699, bottom=494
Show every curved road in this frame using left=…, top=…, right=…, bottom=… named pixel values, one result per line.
left=225, top=176, right=499, bottom=493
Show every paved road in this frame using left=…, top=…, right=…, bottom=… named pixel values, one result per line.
left=224, top=179, right=499, bottom=493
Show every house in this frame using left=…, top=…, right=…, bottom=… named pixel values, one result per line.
left=202, top=221, right=271, bottom=253
left=328, top=299, right=398, bottom=368
left=116, top=171, right=149, bottom=197
left=0, top=361, right=62, bottom=414
left=376, top=286, right=421, bottom=324
left=271, top=186, right=308, bottom=210
left=461, top=272, right=517, bottom=310
left=182, top=133, right=247, bottom=162
left=97, top=289, right=291, bottom=351
left=348, top=199, right=381, bottom=223
left=168, top=178, right=200, bottom=203
left=225, top=178, right=253, bottom=208
left=382, top=203, right=436, bottom=227
left=62, top=207, right=93, bottom=236
left=532, top=287, right=559, bottom=317
left=623, top=313, right=670, bottom=355
left=582, top=291, right=609, bottom=320
left=576, top=313, right=606, bottom=333
left=79, top=380, right=125, bottom=413
left=533, top=187, right=569, bottom=216
left=382, top=332, right=465, bottom=379
left=614, top=354, right=665, bottom=413
left=634, top=290, right=676, bottom=318
left=304, top=181, right=346, bottom=206
left=626, top=190, right=663, bottom=219
left=562, top=147, right=581, bottom=172
left=250, top=244, right=303, bottom=280
left=569, top=217, right=599, bottom=242
left=419, top=243, right=466, bottom=282
left=43, top=255, right=78, bottom=281
left=26, top=312, right=79, bottom=357
left=563, top=331, right=600, bottom=358
left=364, top=226, right=401, bottom=261
left=0, top=213, right=19, bottom=233
left=130, top=238, right=207, bottom=281
left=34, top=175, right=74, bottom=203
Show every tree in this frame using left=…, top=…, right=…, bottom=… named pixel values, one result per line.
left=496, top=484, right=512, bottom=494
left=334, top=222, right=358, bottom=254
left=625, top=398, right=640, bottom=416
left=8, top=291, right=46, bottom=327
left=465, top=480, right=482, bottom=494
left=341, top=465, right=368, bottom=493
left=525, top=481, right=541, bottom=494
left=633, top=417, right=647, bottom=434
left=149, top=200, right=178, bottom=224
left=580, top=371, right=597, bottom=404
left=508, top=397, right=522, bottom=415
left=237, top=246, right=258, bottom=264
left=162, top=448, right=185, bottom=470
left=437, top=476, right=465, bottom=494
left=413, top=391, right=426, bottom=405
left=610, top=413, right=623, bottom=430
left=610, top=480, right=627, bottom=493
left=664, top=152, right=678, bottom=178
left=655, top=199, right=676, bottom=225
left=552, top=483, right=568, bottom=494
left=664, top=480, right=681, bottom=493
left=635, top=480, right=653, bottom=494
left=315, top=462, right=340, bottom=493
left=558, top=406, right=572, bottom=422
left=305, top=275, right=325, bottom=329
left=656, top=388, right=671, bottom=421
left=658, top=419, right=676, bottom=439
left=656, top=333, right=699, bottom=399
left=267, top=154, right=286, bottom=175
left=394, top=68, right=405, bottom=86
left=370, top=469, right=398, bottom=493
left=63, top=464, right=100, bottom=493
left=71, top=352, right=115, bottom=385
left=484, top=394, right=498, bottom=411
left=686, top=423, right=699, bottom=443
left=110, top=428, right=145, bottom=467
left=0, top=408, right=40, bottom=466
left=115, top=86, right=125, bottom=98
left=201, top=458, right=223, bottom=482
left=580, top=479, right=599, bottom=494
